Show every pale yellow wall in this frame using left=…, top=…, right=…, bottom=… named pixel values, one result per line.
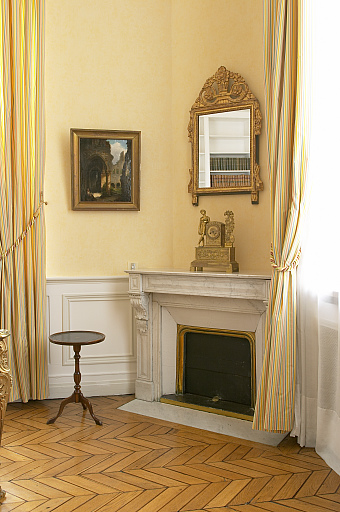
left=171, top=0, right=271, bottom=274
left=45, top=0, right=271, bottom=277
left=45, top=0, right=174, bottom=276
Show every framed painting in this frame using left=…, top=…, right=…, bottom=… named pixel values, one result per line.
left=71, top=129, right=141, bottom=210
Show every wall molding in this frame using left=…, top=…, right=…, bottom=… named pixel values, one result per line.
left=47, top=276, right=136, bottom=398
left=47, top=276, right=128, bottom=285
left=61, top=292, right=135, bottom=366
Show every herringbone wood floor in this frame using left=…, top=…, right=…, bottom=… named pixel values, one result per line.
left=0, top=395, right=339, bottom=511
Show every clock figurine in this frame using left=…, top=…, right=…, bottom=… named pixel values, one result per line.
left=190, top=209, right=239, bottom=273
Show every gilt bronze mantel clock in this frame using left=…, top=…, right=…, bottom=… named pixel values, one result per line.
left=190, top=209, right=239, bottom=273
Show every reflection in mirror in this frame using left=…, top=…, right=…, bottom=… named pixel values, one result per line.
left=188, top=66, right=263, bottom=205
left=198, top=109, right=250, bottom=189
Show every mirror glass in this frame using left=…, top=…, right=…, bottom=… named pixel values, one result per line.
left=198, top=109, right=250, bottom=189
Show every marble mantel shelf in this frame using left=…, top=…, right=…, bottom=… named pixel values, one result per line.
left=126, top=268, right=271, bottom=302
left=126, top=268, right=270, bottom=279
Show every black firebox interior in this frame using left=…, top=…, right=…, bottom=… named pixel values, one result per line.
left=161, top=328, right=255, bottom=419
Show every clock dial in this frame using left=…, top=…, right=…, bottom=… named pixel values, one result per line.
left=207, top=225, right=220, bottom=239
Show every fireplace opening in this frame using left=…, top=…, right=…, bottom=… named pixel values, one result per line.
left=161, top=325, right=256, bottom=420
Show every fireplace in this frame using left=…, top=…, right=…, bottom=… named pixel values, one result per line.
left=121, top=269, right=286, bottom=446
left=161, top=325, right=255, bottom=420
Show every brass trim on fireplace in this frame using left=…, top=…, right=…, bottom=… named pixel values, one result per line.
left=176, top=324, right=256, bottom=412
left=160, top=396, right=254, bottom=422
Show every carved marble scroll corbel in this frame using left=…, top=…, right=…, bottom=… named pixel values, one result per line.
left=130, top=292, right=149, bottom=322
left=130, top=291, right=150, bottom=337
left=131, top=292, right=150, bottom=347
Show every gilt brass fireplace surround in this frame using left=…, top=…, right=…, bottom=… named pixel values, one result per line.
left=166, top=325, right=256, bottom=421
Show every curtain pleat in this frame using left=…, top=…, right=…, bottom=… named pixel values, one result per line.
left=252, top=0, right=308, bottom=432
left=0, top=0, right=48, bottom=401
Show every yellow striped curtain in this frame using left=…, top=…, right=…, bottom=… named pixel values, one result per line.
left=0, top=0, right=48, bottom=401
left=252, top=0, right=308, bottom=432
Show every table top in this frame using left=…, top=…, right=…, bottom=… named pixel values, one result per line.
left=49, top=330, right=105, bottom=346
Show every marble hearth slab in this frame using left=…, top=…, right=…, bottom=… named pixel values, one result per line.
left=119, top=399, right=286, bottom=447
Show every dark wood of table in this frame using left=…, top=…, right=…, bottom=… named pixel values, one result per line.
left=47, top=330, right=105, bottom=426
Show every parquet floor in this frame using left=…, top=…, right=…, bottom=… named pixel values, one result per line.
left=0, top=395, right=340, bottom=512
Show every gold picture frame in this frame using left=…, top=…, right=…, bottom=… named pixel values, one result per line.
left=71, top=129, right=141, bottom=210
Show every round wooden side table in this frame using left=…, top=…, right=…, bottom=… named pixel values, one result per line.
left=47, top=330, right=105, bottom=425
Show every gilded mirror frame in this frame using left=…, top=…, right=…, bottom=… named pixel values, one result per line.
left=188, top=66, right=263, bottom=205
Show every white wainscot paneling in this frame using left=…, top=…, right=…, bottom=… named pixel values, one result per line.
left=47, top=277, right=136, bottom=399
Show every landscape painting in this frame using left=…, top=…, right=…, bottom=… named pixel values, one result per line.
left=71, top=129, right=140, bottom=210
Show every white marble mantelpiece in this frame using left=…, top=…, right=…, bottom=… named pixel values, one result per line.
left=121, top=269, right=285, bottom=445
left=128, top=268, right=271, bottom=301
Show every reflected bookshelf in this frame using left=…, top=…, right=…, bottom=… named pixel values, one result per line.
left=198, top=110, right=251, bottom=189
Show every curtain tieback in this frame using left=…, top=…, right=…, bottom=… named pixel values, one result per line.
left=270, top=246, right=301, bottom=272
left=0, top=201, right=47, bottom=262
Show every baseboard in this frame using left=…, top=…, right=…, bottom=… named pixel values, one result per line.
left=48, top=377, right=135, bottom=399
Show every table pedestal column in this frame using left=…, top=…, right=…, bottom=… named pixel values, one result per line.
left=47, top=343, right=103, bottom=425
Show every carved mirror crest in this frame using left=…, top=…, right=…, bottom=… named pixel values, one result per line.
left=188, top=66, right=263, bottom=205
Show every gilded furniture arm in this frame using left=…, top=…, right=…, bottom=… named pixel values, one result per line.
left=0, top=330, right=12, bottom=502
